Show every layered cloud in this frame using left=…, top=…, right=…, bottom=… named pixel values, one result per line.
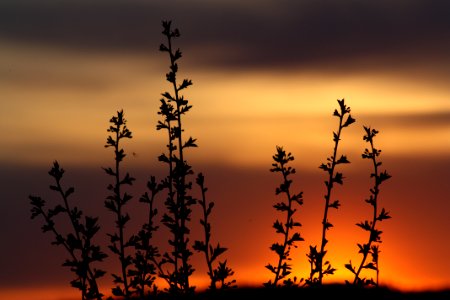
left=1, top=0, right=449, bottom=71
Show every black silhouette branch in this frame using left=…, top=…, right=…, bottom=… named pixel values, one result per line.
left=265, top=146, right=304, bottom=288
left=158, top=20, right=197, bottom=294
left=104, top=110, right=135, bottom=299
left=345, top=126, right=392, bottom=286
left=194, top=173, right=236, bottom=290
left=307, top=99, right=355, bottom=285
left=30, top=162, right=106, bottom=300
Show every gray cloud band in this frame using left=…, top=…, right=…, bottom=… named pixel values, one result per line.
left=1, top=0, right=449, bottom=70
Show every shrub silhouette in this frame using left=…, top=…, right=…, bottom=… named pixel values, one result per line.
left=103, top=110, right=136, bottom=298
left=155, top=20, right=235, bottom=294
left=27, top=20, right=402, bottom=300
left=156, top=20, right=197, bottom=294
left=193, top=173, right=236, bottom=290
left=128, top=176, right=163, bottom=298
left=306, top=99, right=355, bottom=285
left=29, top=162, right=107, bottom=300
left=345, top=126, right=392, bottom=286
left=265, top=146, right=304, bottom=287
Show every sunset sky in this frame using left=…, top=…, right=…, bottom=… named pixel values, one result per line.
left=1, top=0, right=449, bottom=299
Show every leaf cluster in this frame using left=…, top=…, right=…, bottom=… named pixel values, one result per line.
left=347, top=126, right=392, bottom=286
left=157, top=20, right=198, bottom=294
left=305, top=245, right=336, bottom=286
left=29, top=19, right=236, bottom=300
left=307, top=99, right=354, bottom=285
left=103, top=110, right=136, bottom=298
left=127, top=176, right=164, bottom=298
left=193, top=173, right=236, bottom=290
left=265, top=146, right=304, bottom=287
left=29, top=161, right=106, bottom=300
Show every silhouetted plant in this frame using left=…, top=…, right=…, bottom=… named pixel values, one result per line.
left=157, top=20, right=197, bottom=294
left=29, top=161, right=107, bottom=300
left=103, top=110, right=135, bottom=298
left=193, top=173, right=236, bottom=290
left=306, top=99, right=355, bottom=285
left=265, top=146, right=304, bottom=287
left=128, top=176, right=163, bottom=298
left=345, top=126, right=391, bottom=286
left=27, top=19, right=403, bottom=299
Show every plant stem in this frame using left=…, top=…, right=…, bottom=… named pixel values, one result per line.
left=353, top=137, right=379, bottom=284
left=53, top=178, right=87, bottom=299
left=114, top=126, right=130, bottom=298
left=166, top=25, right=190, bottom=292
left=318, top=113, right=344, bottom=284
left=199, top=181, right=216, bottom=289
left=273, top=163, right=293, bottom=286
left=54, top=177, right=102, bottom=300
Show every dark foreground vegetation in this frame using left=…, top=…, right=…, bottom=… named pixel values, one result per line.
left=28, top=19, right=427, bottom=300
left=135, top=285, right=450, bottom=300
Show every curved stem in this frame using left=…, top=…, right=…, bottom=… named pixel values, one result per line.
left=353, top=139, right=380, bottom=284
left=199, top=184, right=215, bottom=289
left=54, top=178, right=101, bottom=299
left=166, top=119, right=178, bottom=282
left=273, top=163, right=293, bottom=286
left=115, top=127, right=130, bottom=298
left=317, top=114, right=344, bottom=284
left=167, top=29, right=189, bottom=292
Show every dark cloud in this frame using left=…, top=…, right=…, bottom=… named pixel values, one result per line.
left=1, top=0, right=449, bottom=71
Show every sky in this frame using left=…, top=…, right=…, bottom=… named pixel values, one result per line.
left=1, top=0, right=450, bottom=299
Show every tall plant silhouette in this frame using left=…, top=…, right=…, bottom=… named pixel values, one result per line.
left=345, top=126, right=391, bottom=286
left=103, top=110, right=135, bottom=298
left=157, top=20, right=197, bottom=293
left=307, top=99, right=355, bottom=285
left=193, top=173, right=236, bottom=290
left=265, top=146, right=304, bottom=287
left=128, top=176, right=163, bottom=298
left=29, top=161, right=107, bottom=300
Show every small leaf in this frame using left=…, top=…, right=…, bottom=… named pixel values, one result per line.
left=273, top=220, right=285, bottom=234
left=103, top=167, right=115, bottom=176
left=356, top=221, right=372, bottom=231
left=273, top=202, right=289, bottom=211
left=333, top=172, right=344, bottom=185
left=287, top=232, right=304, bottom=245
left=377, top=170, right=392, bottom=184
left=336, top=155, right=350, bottom=164
left=329, top=200, right=340, bottom=209
left=324, top=222, right=333, bottom=230
left=182, top=137, right=198, bottom=149
left=343, top=115, right=356, bottom=127
left=319, top=163, right=330, bottom=172
left=159, top=43, right=169, bottom=52
left=333, top=132, right=340, bottom=142
left=193, top=240, right=206, bottom=252
left=265, top=264, right=276, bottom=273
left=363, top=262, right=377, bottom=270
left=64, top=187, right=74, bottom=198
left=112, top=286, right=124, bottom=296
left=345, top=262, right=356, bottom=274
left=158, top=153, right=170, bottom=163
left=270, top=243, right=285, bottom=257
left=178, top=79, right=193, bottom=91
left=357, top=243, right=370, bottom=254
left=377, top=208, right=391, bottom=221
left=210, top=244, right=227, bottom=262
